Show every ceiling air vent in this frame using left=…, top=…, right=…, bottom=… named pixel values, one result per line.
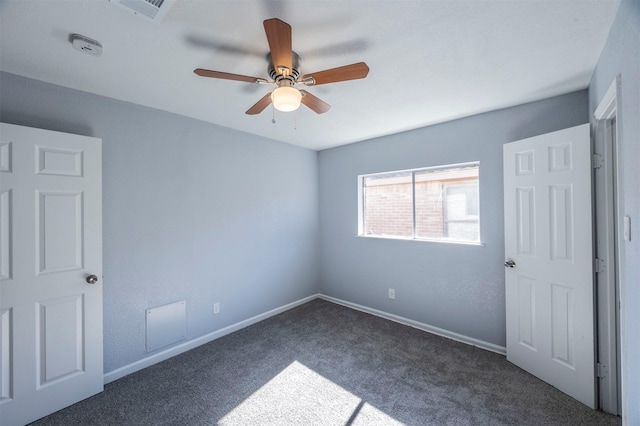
left=111, top=0, right=175, bottom=22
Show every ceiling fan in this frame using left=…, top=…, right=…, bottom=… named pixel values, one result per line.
left=194, top=18, right=370, bottom=115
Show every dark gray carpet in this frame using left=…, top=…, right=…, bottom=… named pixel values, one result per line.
left=31, top=299, right=620, bottom=425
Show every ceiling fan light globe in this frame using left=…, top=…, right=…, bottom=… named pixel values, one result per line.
left=272, top=86, right=302, bottom=112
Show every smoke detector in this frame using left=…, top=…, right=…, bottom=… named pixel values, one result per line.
left=110, top=0, right=176, bottom=22
left=71, top=34, right=102, bottom=57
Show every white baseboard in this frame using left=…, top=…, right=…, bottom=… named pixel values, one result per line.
left=318, top=294, right=506, bottom=355
left=103, top=294, right=320, bottom=384
left=105, top=292, right=505, bottom=384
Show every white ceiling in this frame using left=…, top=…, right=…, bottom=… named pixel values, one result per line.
left=0, top=0, right=620, bottom=151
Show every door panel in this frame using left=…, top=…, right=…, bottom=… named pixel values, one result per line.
left=1, top=308, right=11, bottom=401
left=549, top=185, right=573, bottom=261
left=0, top=189, right=11, bottom=280
left=516, top=187, right=535, bottom=255
left=38, top=294, right=85, bottom=385
left=550, top=283, right=573, bottom=367
left=37, top=191, right=85, bottom=274
left=504, top=124, right=594, bottom=408
left=0, top=123, right=103, bottom=425
left=517, top=276, right=536, bottom=350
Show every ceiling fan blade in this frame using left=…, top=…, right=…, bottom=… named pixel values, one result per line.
left=302, top=62, right=369, bottom=86
left=245, top=92, right=273, bottom=115
left=194, top=68, right=263, bottom=83
left=263, top=18, right=292, bottom=74
left=300, top=90, right=331, bottom=114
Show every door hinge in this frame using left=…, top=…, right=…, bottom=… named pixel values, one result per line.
left=593, top=154, right=604, bottom=169
left=595, top=258, right=606, bottom=273
left=597, top=363, right=608, bottom=378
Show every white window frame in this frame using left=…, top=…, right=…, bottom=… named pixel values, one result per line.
left=357, top=162, right=481, bottom=245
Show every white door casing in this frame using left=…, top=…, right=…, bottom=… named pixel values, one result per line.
left=503, top=124, right=595, bottom=408
left=0, top=123, right=103, bottom=425
left=593, top=76, right=624, bottom=415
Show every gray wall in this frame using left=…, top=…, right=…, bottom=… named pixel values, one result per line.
left=589, top=0, right=640, bottom=422
left=0, top=71, right=320, bottom=373
left=318, top=90, right=588, bottom=348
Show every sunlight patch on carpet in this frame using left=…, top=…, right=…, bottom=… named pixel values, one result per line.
left=218, top=360, right=403, bottom=425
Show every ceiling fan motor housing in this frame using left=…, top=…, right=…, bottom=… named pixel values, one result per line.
left=268, top=51, right=300, bottom=87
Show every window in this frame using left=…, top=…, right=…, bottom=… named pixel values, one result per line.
left=359, top=162, right=480, bottom=243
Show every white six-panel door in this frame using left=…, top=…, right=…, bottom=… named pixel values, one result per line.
left=0, top=123, right=103, bottom=425
left=503, top=124, right=595, bottom=408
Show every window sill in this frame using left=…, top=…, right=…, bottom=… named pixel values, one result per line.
left=356, top=234, right=485, bottom=246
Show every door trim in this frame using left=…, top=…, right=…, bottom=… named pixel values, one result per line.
left=593, top=75, right=624, bottom=415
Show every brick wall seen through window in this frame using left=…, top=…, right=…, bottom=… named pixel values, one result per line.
left=360, top=163, right=480, bottom=243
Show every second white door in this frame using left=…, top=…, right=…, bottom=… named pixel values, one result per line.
left=503, top=124, right=595, bottom=408
left=0, top=123, right=103, bottom=425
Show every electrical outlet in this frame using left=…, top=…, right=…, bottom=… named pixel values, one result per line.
left=388, top=288, right=395, bottom=299
left=213, top=302, right=220, bottom=314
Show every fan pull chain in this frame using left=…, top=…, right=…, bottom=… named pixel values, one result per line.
left=293, top=111, right=297, bottom=130
left=272, top=103, right=276, bottom=124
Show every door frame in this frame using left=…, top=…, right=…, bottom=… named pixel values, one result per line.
left=593, top=75, right=624, bottom=415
